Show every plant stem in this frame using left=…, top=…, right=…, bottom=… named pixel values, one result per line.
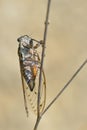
left=37, top=0, right=51, bottom=118
left=34, top=116, right=41, bottom=130
left=34, top=0, right=51, bottom=130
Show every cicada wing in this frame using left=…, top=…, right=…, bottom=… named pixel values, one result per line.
left=19, top=51, right=46, bottom=115
left=39, top=69, right=46, bottom=113
left=19, top=57, right=29, bottom=117
left=24, top=67, right=46, bottom=114
left=38, top=56, right=46, bottom=113
left=27, top=54, right=46, bottom=114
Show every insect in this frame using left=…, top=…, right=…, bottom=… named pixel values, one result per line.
left=17, top=35, right=46, bottom=116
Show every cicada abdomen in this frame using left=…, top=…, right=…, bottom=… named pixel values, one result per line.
left=17, top=35, right=46, bottom=115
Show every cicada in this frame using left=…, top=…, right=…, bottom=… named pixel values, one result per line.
left=17, top=35, right=46, bottom=116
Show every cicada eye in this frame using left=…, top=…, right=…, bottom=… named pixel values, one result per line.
left=17, top=38, right=20, bottom=42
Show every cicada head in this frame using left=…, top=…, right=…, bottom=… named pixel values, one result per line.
left=17, top=35, right=33, bottom=48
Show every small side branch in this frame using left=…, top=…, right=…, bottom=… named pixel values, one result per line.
left=41, top=59, right=87, bottom=116
left=34, top=59, right=87, bottom=130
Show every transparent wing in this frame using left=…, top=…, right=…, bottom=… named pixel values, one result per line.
left=19, top=57, right=29, bottom=117
left=25, top=67, right=46, bottom=114
left=19, top=55, right=46, bottom=115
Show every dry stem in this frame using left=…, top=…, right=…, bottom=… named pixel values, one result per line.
left=34, top=0, right=51, bottom=130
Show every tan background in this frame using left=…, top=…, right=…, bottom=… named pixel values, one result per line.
left=0, top=0, right=87, bottom=130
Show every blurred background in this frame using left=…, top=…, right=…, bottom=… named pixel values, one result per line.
left=0, top=0, right=87, bottom=130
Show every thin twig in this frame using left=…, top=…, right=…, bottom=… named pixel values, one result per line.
left=41, top=59, right=87, bottom=116
left=34, top=116, right=41, bottom=130
left=34, top=0, right=51, bottom=130
left=37, top=0, right=51, bottom=118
